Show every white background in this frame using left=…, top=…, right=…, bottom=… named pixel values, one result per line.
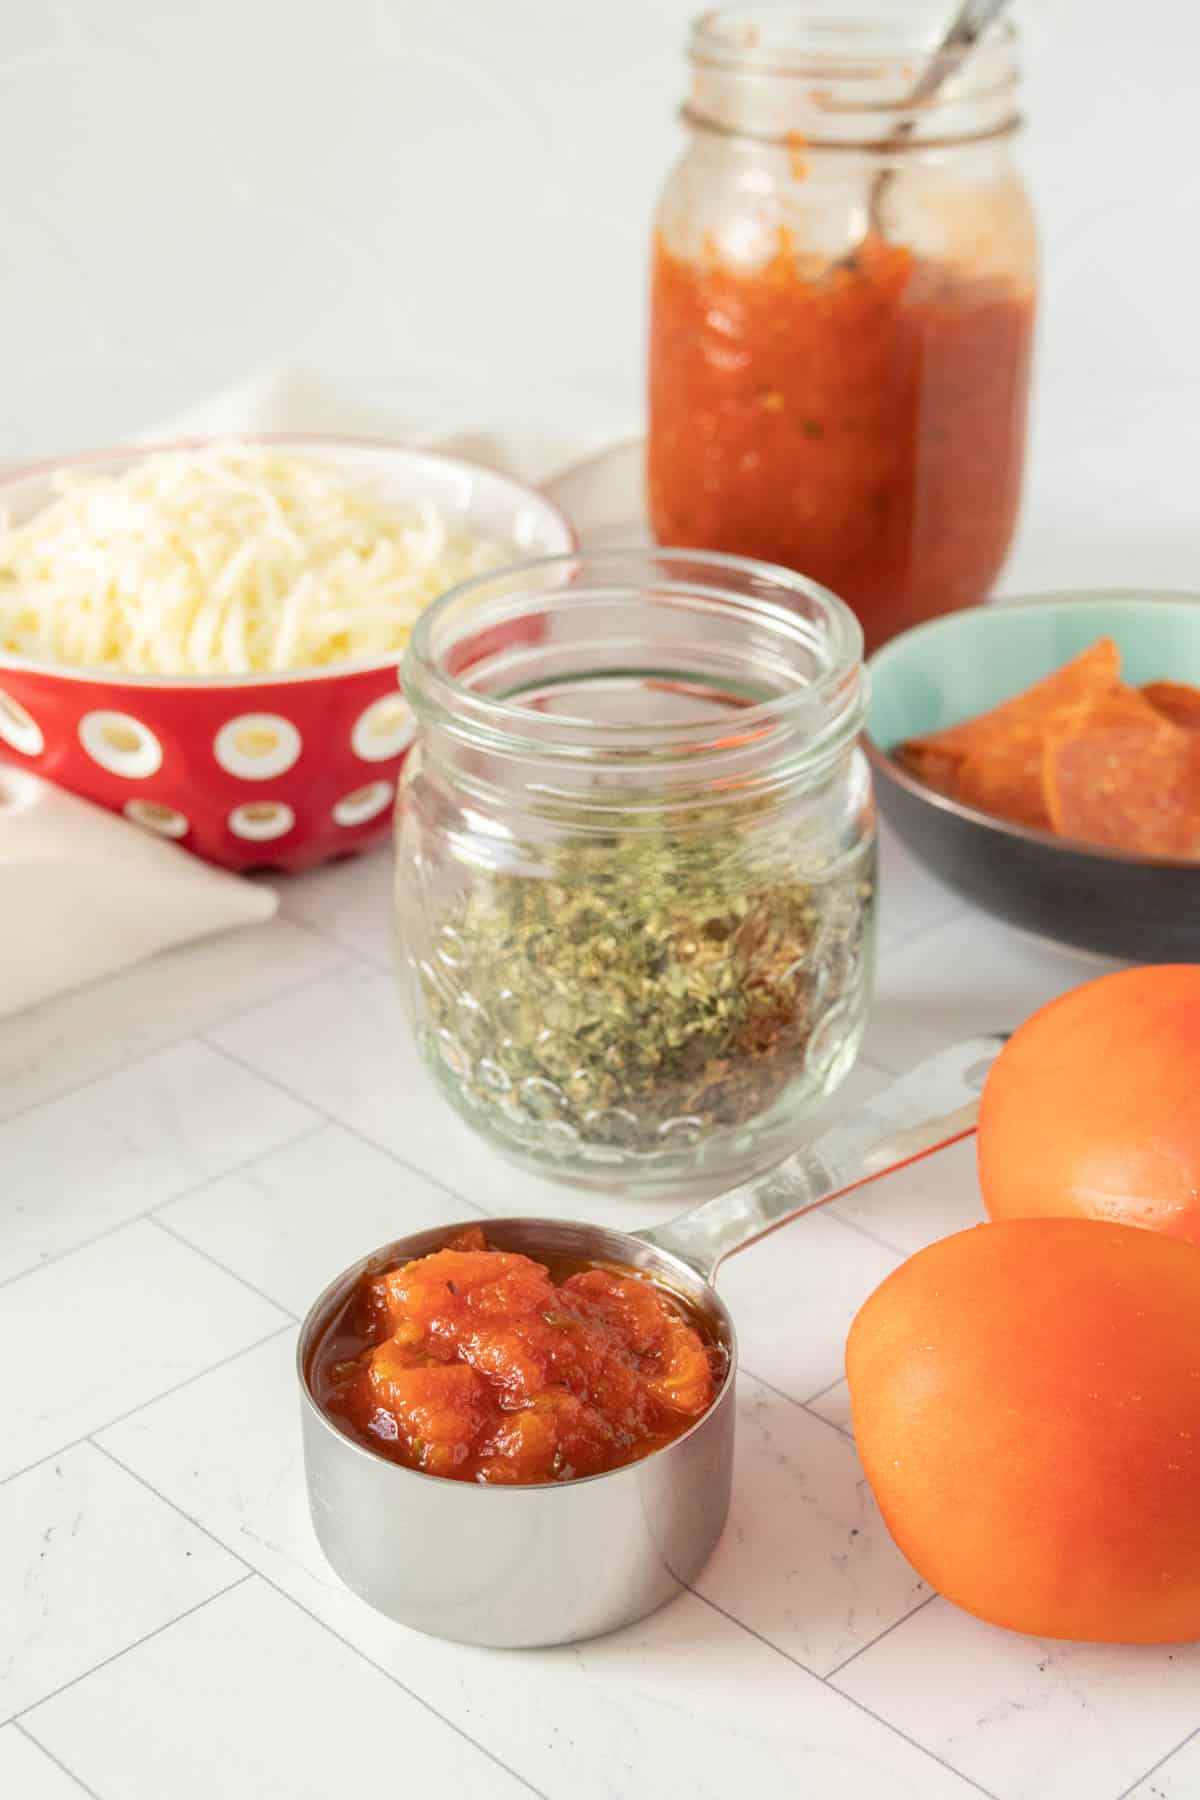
left=3, top=0, right=1197, bottom=597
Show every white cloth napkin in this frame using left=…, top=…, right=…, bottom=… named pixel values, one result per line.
left=143, top=363, right=592, bottom=484
left=0, top=766, right=277, bottom=1018
left=0, top=363, right=596, bottom=1021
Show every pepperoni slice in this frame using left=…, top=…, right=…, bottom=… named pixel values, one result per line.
left=901, top=639, right=1121, bottom=766
left=1142, top=681, right=1200, bottom=731
left=1044, top=694, right=1200, bottom=859
left=956, top=738, right=1051, bottom=828
left=895, top=742, right=963, bottom=798
left=954, top=688, right=1133, bottom=830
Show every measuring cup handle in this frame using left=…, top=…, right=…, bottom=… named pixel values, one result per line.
left=635, top=1034, right=1006, bottom=1282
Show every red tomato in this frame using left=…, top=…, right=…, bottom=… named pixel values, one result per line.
left=847, top=1218, right=1200, bottom=1642
left=978, top=964, right=1200, bottom=1244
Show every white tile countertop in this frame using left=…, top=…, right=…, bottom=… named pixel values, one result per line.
left=3, top=831, right=1198, bottom=1800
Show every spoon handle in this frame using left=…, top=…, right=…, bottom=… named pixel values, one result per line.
left=902, top=0, right=1013, bottom=112
left=852, top=0, right=1012, bottom=244
left=635, top=1034, right=1006, bottom=1281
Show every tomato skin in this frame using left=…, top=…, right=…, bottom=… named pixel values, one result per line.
left=978, top=964, right=1200, bottom=1245
left=846, top=1218, right=1200, bottom=1643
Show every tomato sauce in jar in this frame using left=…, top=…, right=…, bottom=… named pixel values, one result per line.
left=648, top=231, right=1035, bottom=652
left=648, top=9, right=1037, bottom=652
left=310, top=1227, right=727, bottom=1484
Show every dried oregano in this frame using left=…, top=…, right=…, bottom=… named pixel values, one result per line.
left=411, top=810, right=874, bottom=1166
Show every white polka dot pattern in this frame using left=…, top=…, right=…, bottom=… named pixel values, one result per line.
left=214, top=713, right=302, bottom=780
left=0, top=689, right=44, bottom=757
left=78, top=710, right=163, bottom=778
left=123, top=799, right=190, bottom=839
left=332, top=781, right=394, bottom=827
left=14, top=677, right=416, bottom=870
left=228, top=800, right=296, bottom=842
left=351, top=694, right=415, bottom=762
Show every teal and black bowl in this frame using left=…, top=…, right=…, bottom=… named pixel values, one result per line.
left=865, top=593, right=1200, bottom=963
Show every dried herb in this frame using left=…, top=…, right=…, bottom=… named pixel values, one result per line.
left=414, top=816, right=874, bottom=1167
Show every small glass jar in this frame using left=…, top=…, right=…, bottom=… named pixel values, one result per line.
left=648, top=9, right=1037, bottom=654
left=395, top=550, right=876, bottom=1194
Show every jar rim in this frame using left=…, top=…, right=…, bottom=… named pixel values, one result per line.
left=686, top=8, right=1021, bottom=147
left=404, top=547, right=866, bottom=768
left=690, top=8, right=1017, bottom=81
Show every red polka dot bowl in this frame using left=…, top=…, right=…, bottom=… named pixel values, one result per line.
left=0, top=437, right=576, bottom=871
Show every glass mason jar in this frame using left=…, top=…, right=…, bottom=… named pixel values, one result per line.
left=395, top=549, right=876, bottom=1195
left=648, top=9, right=1037, bottom=654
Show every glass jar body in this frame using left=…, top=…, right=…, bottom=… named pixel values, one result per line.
left=647, top=14, right=1038, bottom=654
left=394, top=551, right=877, bottom=1195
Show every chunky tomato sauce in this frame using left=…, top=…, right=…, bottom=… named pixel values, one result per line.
left=648, top=231, right=1035, bottom=652
left=311, top=1227, right=725, bottom=1484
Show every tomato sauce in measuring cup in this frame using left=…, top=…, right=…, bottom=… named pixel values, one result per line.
left=312, top=1227, right=727, bottom=1484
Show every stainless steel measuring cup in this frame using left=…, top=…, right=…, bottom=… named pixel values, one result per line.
left=297, top=1034, right=1001, bottom=1648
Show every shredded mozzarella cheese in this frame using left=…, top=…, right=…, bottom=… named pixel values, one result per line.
left=0, top=442, right=510, bottom=676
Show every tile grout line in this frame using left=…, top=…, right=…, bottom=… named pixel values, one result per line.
left=147, top=1215, right=301, bottom=1323
left=824, top=1590, right=940, bottom=1679
left=200, top=1036, right=495, bottom=1221
left=876, top=901, right=967, bottom=962
left=0, top=1030, right=205, bottom=1131
left=85, top=1446, right=552, bottom=1800
left=87, top=1322, right=297, bottom=1449
left=0, top=955, right=349, bottom=1134
left=275, top=899, right=394, bottom=976
left=151, top=1117, right=328, bottom=1219
left=17, top=1571, right=255, bottom=1727
left=0, top=1211, right=153, bottom=1297
left=281, top=928, right=391, bottom=977
left=329, top=1125, right=496, bottom=1221
left=0, top=1322, right=295, bottom=1493
left=263, top=1582, right=552, bottom=1800
left=1112, top=1725, right=1200, bottom=1800
left=687, top=1585, right=1000, bottom=1800
left=796, top=1404, right=853, bottom=1439
left=737, top=1364, right=853, bottom=1433
left=801, top=1371, right=850, bottom=1409
left=823, top=1613, right=979, bottom=1800
left=0, top=1117, right=326, bottom=1299
left=12, top=1719, right=104, bottom=1800
left=90, top=1439, right=258, bottom=1575
left=0, top=1438, right=103, bottom=1495
left=825, top=1207, right=911, bottom=1259
left=205, top=1025, right=923, bottom=1234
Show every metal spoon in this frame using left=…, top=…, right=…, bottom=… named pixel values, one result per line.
left=298, top=1033, right=1004, bottom=1648
left=839, top=0, right=1014, bottom=267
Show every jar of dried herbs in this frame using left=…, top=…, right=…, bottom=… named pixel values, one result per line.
left=395, top=549, right=875, bottom=1193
